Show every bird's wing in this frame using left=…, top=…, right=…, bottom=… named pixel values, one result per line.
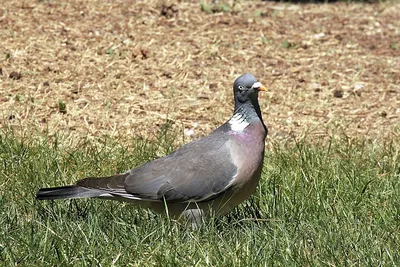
left=78, top=131, right=237, bottom=203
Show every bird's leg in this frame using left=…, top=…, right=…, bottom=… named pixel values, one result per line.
left=180, top=209, right=206, bottom=229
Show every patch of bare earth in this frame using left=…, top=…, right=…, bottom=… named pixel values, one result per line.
left=0, top=0, right=399, bottom=144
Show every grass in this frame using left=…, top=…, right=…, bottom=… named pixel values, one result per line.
left=0, top=128, right=399, bottom=266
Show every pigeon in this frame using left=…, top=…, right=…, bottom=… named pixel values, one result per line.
left=36, top=73, right=268, bottom=226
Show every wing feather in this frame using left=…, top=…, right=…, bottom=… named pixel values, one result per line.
left=125, top=131, right=237, bottom=202
left=76, top=130, right=237, bottom=203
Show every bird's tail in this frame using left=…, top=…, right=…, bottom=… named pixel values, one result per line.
left=36, top=185, right=103, bottom=200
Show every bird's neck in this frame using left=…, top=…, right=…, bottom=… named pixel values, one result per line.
left=229, top=99, right=265, bottom=132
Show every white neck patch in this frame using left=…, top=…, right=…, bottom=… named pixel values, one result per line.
left=228, top=113, right=249, bottom=132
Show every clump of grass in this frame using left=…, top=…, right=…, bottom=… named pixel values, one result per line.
left=15, top=94, right=25, bottom=102
left=0, top=129, right=398, bottom=265
left=58, top=100, right=67, bottom=114
left=281, top=40, right=298, bottom=49
left=390, top=42, right=399, bottom=50
left=200, top=1, right=234, bottom=14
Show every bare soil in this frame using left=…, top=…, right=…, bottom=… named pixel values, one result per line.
left=0, top=0, right=399, bottom=144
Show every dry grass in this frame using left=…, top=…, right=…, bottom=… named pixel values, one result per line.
left=0, top=0, right=399, bottom=143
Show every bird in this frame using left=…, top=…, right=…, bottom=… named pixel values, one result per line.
left=36, top=73, right=268, bottom=226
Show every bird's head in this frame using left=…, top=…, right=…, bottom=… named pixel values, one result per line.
left=233, top=73, right=267, bottom=105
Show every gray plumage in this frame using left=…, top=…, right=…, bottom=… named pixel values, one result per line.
left=36, top=73, right=268, bottom=224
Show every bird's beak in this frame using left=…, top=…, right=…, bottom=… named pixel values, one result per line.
left=253, top=82, right=268, bottom=92
left=259, top=85, right=268, bottom=92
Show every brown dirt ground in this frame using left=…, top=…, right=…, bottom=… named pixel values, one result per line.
left=0, top=0, right=399, bottom=145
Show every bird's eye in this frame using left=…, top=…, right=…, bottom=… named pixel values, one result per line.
left=238, top=85, right=244, bottom=90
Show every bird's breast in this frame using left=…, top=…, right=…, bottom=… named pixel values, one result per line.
left=228, top=122, right=266, bottom=190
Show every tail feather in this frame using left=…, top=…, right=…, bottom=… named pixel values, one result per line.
left=36, top=185, right=104, bottom=200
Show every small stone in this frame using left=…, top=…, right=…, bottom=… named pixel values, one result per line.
left=141, top=49, right=149, bottom=59
left=334, top=35, right=342, bottom=41
left=9, top=71, right=21, bottom=80
left=160, top=4, right=178, bottom=18
left=313, top=32, right=325, bottom=39
left=354, top=83, right=364, bottom=90
left=184, top=128, right=195, bottom=136
left=333, top=89, right=343, bottom=98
